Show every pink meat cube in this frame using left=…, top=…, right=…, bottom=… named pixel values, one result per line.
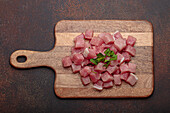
left=126, top=35, right=136, bottom=46
left=96, top=45, right=105, bottom=54
left=71, top=47, right=84, bottom=54
left=120, top=63, right=129, bottom=73
left=81, top=59, right=90, bottom=67
left=114, top=74, right=121, bottom=85
left=72, top=53, right=84, bottom=65
left=128, top=63, right=136, bottom=73
left=71, top=63, right=81, bottom=73
left=74, top=33, right=85, bottom=48
left=103, top=81, right=114, bottom=88
left=84, top=41, right=92, bottom=49
left=93, top=80, right=103, bottom=91
left=94, top=62, right=106, bottom=73
left=80, top=66, right=91, bottom=77
left=114, top=68, right=120, bottom=74
left=89, top=72, right=101, bottom=83
left=103, top=43, right=113, bottom=48
left=85, top=30, right=94, bottom=40
left=91, top=46, right=97, bottom=53
left=101, top=72, right=114, bottom=82
left=83, top=48, right=89, bottom=58
left=90, top=37, right=104, bottom=46
left=122, top=52, right=131, bottom=62
left=74, top=33, right=84, bottom=42
left=110, top=45, right=118, bottom=54
left=99, top=33, right=114, bottom=44
left=114, top=38, right=127, bottom=51
left=120, top=73, right=129, bottom=81
left=87, top=48, right=97, bottom=59
left=106, top=65, right=118, bottom=74
left=125, top=45, right=136, bottom=56
left=62, top=56, right=72, bottom=67
left=114, top=31, right=123, bottom=39
left=81, top=76, right=91, bottom=86
left=117, top=53, right=125, bottom=64
left=110, top=60, right=119, bottom=66
left=126, top=73, right=138, bottom=86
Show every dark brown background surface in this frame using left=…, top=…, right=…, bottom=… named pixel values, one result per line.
left=0, top=0, right=169, bottom=113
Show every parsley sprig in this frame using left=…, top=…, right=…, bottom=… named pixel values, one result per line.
left=90, top=48, right=117, bottom=68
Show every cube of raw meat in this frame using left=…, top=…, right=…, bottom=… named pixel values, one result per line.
left=120, top=63, right=129, bottom=73
left=90, top=37, right=104, bottom=46
left=110, top=45, right=118, bottom=54
left=125, top=45, right=136, bottom=56
left=126, top=73, right=138, bottom=86
left=89, top=72, right=101, bottom=83
left=96, top=44, right=105, bottom=54
left=94, top=62, right=106, bottom=73
left=86, top=48, right=97, bottom=59
left=114, top=31, right=123, bottom=39
left=114, top=68, right=120, bottom=74
left=110, top=60, right=119, bottom=66
left=81, top=59, right=90, bottom=67
left=128, top=63, right=136, bottom=73
left=80, top=66, right=91, bottom=77
left=62, top=56, right=72, bottom=67
left=85, top=30, right=94, bottom=39
left=101, top=72, right=114, bottom=82
left=72, top=53, right=84, bottom=65
left=84, top=41, right=92, bottom=49
left=114, top=74, right=121, bottom=85
left=81, top=76, right=91, bottom=86
left=103, top=81, right=114, bottom=88
left=71, top=47, right=84, bottom=54
left=120, top=73, right=129, bottom=81
left=71, top=63, right=81, bottom=73
left=99, top=33, right=114, bottom=44
left=74, top=33, right=85, bottom=48
left=117, top=53, right=125, bottom=64
left=114, top=38, right=127, bottom=51
left=83, top=48, right=90, bottom=58
left=93, top=80, right=103, bottom=91
left=122, top=52, right=131, bottom=62
left=126, top=35, right=136, bottom=46
left=106, top=65, right=118, bottom=74
left=103, top=43, right=113, bottom=48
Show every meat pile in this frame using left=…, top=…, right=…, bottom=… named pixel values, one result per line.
left=62, top=30, right=138, bottom=91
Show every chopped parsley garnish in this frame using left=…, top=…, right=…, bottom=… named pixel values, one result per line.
left=92, top=71, right=97, bottom=74
left=90, top=48, right=117, bottom=67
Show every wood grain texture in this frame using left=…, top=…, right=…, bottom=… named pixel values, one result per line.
left=10, top=20, right=154, bottom=98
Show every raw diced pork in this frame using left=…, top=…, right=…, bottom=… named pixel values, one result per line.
left=126, top=73, right=138, bottom=86
left=62, top=56, right=72, bottom=67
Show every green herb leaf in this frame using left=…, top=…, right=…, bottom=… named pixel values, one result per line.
left=97, top=57, right=105, bottom=62
left=90, top=59, right=98, bottom=65
left=104, top=48, right=110, bottom=56
left=110, top=51, right=115, bottom=56
left=103, top=61, right=110, bottom=68
left=109, top=55, right=117, bottom=61
left=97, top=53, right=104, bottom=57
left=92, top=71, right=97, bottom=74
left=104, top=59, right=110, bottom=63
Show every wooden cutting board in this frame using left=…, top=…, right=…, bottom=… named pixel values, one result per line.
left=10, top=20, right=154, bottom=98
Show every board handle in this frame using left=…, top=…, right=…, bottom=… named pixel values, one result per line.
left=10, top=50, right=53, bottom=69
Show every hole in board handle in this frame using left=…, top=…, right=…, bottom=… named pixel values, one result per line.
left=17, top=55, right=27, bottom=63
